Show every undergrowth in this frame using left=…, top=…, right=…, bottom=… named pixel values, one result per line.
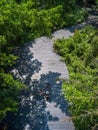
left=54, top=26, right=98, bottom=130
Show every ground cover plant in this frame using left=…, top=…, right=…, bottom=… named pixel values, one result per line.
left=54, top=26, right=98, bottom=130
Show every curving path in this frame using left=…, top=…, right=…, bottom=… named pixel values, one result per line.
left=5, top=9, right=98, bottom=130
left=5, top=28, right=76, bottom=130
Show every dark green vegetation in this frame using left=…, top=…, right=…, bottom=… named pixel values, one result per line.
left=54, top=26, right=98, bottom=130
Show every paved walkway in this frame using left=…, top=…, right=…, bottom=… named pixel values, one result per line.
left=5, top=27, right=76, bottom=130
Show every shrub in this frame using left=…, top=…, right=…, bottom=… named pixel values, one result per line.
left=54, top=26, right=98, bottom=130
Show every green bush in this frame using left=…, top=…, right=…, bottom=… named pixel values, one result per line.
left=54, top=26, right=98, bottom=130
left=0, top=72, right=26, bottom=120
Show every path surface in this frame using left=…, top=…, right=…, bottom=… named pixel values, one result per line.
left=5, top=28, right=76, bottom=130
left=5, top=9, right=98, bottom=130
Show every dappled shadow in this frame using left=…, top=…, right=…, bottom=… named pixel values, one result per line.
left=39, top=71, right=69, bottom=113
left=10, top=41, right=42, bottom=86
left=4, top=39, right=70, bottom=130
left=4, top=31, right=73, bottom=130
left=5, top=70, right=69, bottom=130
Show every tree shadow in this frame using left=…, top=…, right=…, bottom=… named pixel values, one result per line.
left=10, top=41, right=42, bottom=86
left=5, top=71, right=69, bottom=130
left=39, top=71, right=69, bottom=113
left=4, top=40, right=71, bottom=130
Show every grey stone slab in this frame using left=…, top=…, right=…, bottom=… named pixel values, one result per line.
left=29, top=36, right=69, bottom=80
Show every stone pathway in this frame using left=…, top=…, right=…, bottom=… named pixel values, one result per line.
left=5, top=26, right=76, bottom=130
left=29, top=36, right=69, bottom=80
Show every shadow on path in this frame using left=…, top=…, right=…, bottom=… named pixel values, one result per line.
left=10, top=41, right=42, bottom=85
left=4, top=41, right=70, bottom=130
left=5, top=72, right=69, bottom=130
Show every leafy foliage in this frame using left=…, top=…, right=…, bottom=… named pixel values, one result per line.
left=54, top=26, right=98, bottom=130
left=0, top=73, right=25, bottom=121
